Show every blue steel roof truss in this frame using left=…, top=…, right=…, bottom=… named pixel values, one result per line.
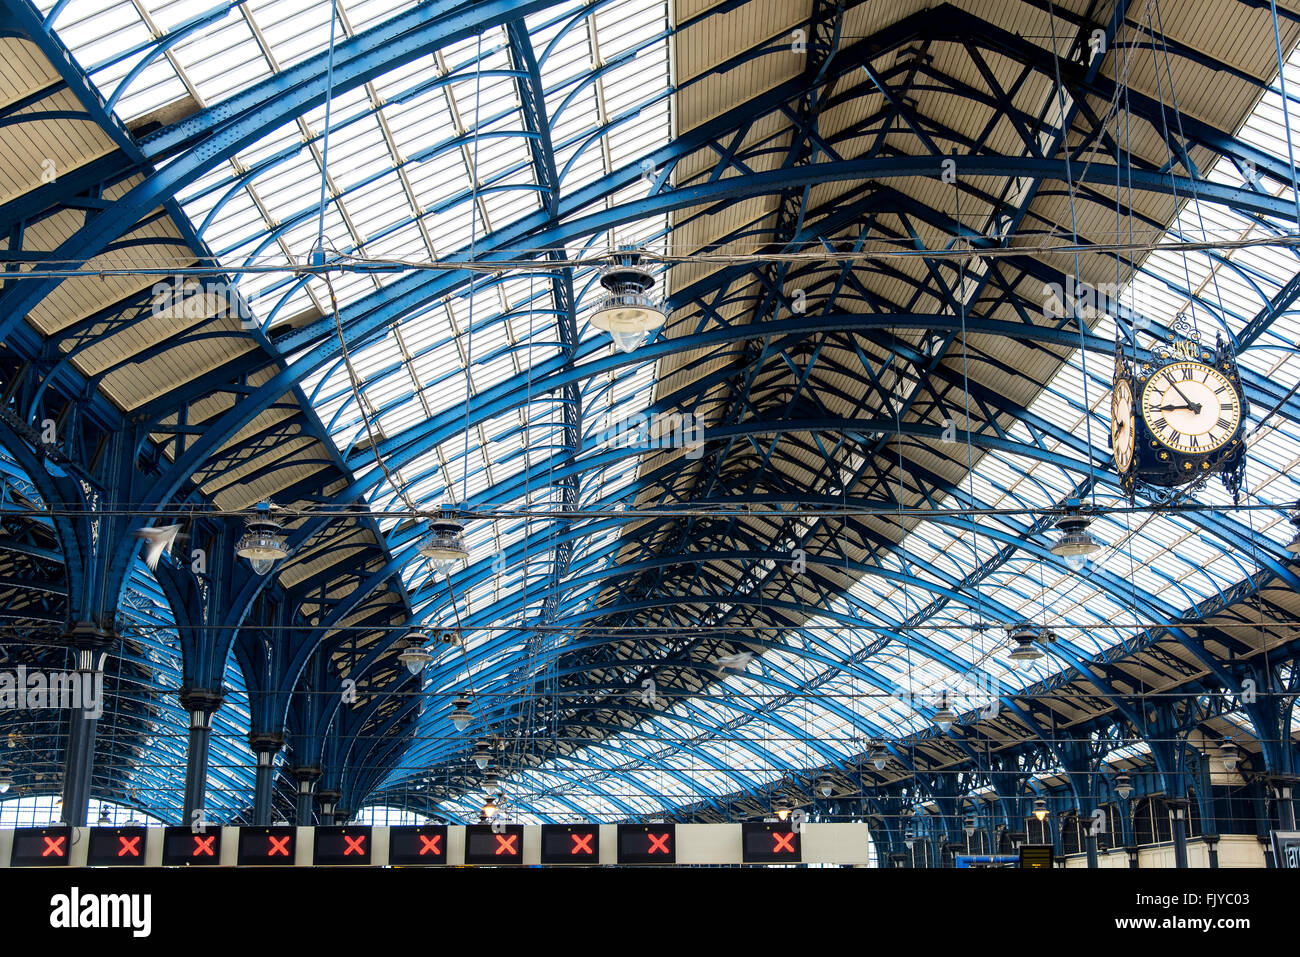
left=0, top=0, right=1298, bottom=823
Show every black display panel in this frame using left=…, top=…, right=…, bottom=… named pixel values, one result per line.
left=313, top=825, right=372, bottom=865
left=1272, top=829, right=1300, bottom=868
left=1019, top=844, right=1055, bottom=869
left=86, top=826, right=148, bottom=866
left=741, top=822, right=801, bottom=863
left=237, top=826, right=297, bottom=865
left=617, top=823, right=675, bottom=864
left=388, top=825, right=448, bottom=865
left=10, top=826, right=71, bottom=867
left=464, top=824, right=523, bottom=865
left=162, top=827, right=222, bottom=865
left=540, top=824, right=599, bottom=864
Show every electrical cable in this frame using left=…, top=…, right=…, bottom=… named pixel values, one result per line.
left=9, top=231, right=1300, bottom=281
left=1048, top=0, right=1098, bottom=502
left=6, top=500, right=1297, bottom=520
left=12, top=4, right=1300, bottom=829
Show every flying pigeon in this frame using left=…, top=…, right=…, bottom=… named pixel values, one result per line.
left=715, top=651, right=755, bottom=672
left=134, top=523, right=182, bottom=570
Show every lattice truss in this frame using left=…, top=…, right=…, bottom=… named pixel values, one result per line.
left=0, top=0, right=1298, bottom=824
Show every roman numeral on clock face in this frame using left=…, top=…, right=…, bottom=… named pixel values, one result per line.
left=1140, top=361, right=1240, bottom=456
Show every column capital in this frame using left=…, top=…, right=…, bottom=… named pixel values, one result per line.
left=291, top=765, right=322, bottom=786
left=248, top=732, right=285, bottom=755
left=179, top=688, right=224, bottom=715
left=63, top=622, right=113, bottom=650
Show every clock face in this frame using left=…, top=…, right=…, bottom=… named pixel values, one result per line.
left=1140, top=361, right=1241, bottom=455
left=1111, top=378, right=1134, bottom=472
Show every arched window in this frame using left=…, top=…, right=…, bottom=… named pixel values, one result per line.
left=352, top=805, right=438, bottom=826
left=1025, top=813, right=1051, bottom=845
left=1134, top=796, right=1170, bottom=845
left=1061, top=811, right=1081, bottom=855
left=1183, top=790, right=1203, bottom=838
left=1096, top=805, right=1121, bottom=849
left=0, top=795, right=164, bottom=828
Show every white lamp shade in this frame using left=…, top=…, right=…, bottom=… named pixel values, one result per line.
left=1062, top=551, right=1088, bottom=571
left=450, top=698, right=471, bottom=732
left=589, top=295, right=665, bottom=336
left=609, top=328, right=647, bottom=354
left=398, top=647, right=433, bottom=675
left=1051, top=515, right=1100, bottom=570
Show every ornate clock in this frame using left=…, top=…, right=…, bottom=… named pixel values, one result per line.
left=1139, top=361, right=1241, bottom=456
left=1111, top=362, right=1136, bottom=495
left=1115, top=315, right=1247, bottom=501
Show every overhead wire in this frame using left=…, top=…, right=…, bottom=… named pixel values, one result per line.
left=10, top=3, right=1300, bottom=826
left=6, top=500, right=1297, bottom=520
left=8, top=231, right=1300, bottom=280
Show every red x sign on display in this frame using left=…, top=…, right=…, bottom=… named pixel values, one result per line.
left=42, top=835, right=66, bottom=857
left=647, top=833, right=670, bottom=855
left=772, top=832, right=795, bottom=854
left=117, top=835, right=141, bottom=857
left=494, top=833, right=518, bottom=856
left=418, top=834, right=442, bottom=856
left=570, top=833, right=594, bottom=855
left=192, top=835, right=216, bottom=857
left=343, top=835, right=366, bottom=857
left=267, top=835, right=291, bottom=857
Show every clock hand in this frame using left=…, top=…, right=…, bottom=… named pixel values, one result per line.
left=1166, top=378, right=1201, bottom=411
left=1159, top=403, right=1202, bottom=413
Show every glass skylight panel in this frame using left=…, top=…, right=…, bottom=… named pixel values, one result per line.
left=334, top=149, right=404, bottom=219
left=248, top=0, right=338, bottom=68
left=556, top=136, right=609, bottom=195
left=363, top=218, right=427, bottom=264
left=200, top=191, right=270, bottom=260
left=375, top=398, right=424, bottom=436
left=176, top=21, right=270, bottom=105
left=59, top=0, right=1300, bottom=820
left=45, top=5, right=183, bottom=118
left=44, top=0, right=144, bottom=51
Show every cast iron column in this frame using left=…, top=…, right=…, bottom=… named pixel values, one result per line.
left=292, top=766, right=322, bottom=825
left=180, top=689, right=223, bottom=824
left=249, top=733, right=283, bottom=825
left=60, top=627, right=110, bottom=826
left=317, top=789, right=341, bottom=826
left=1168, top=798, right=1189, bottom=868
